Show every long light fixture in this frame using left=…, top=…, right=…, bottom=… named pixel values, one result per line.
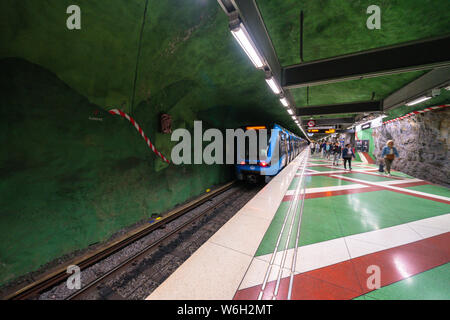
left=291, top=116, right=296, bottom=121
left=230, top=22, right=265, bottom=69
left=265, top=75, right=282, bottom=94
left=287, top=108, right=294, bottom=115
left=280, top=97, right=289, bottom=107
left=406, top=96, right=431, bottom=106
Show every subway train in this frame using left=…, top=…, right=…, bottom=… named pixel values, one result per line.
left=235, top=124, right=307, bottom=183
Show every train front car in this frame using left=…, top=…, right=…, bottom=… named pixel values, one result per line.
left=235, top=124, right=299, bottom=183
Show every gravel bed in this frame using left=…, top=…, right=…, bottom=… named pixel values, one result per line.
left=38, top=182, right=262, bottom=300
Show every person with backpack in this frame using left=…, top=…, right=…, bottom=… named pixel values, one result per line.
left=342, top=144, right=355, bottom=170
left=381, top=140, right=400, bottom=176
left=332, top=142, right=342, bottom=166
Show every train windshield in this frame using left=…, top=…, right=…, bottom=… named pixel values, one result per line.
left=243, top=129, right=271, bottom=162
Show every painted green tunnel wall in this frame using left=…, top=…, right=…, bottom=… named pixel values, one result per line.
left=356, top=128, right=376, bottom=160
left=0, top=0, right=301, bottom=286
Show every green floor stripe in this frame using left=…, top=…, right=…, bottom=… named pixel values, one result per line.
left=339, top=172, right=397, bottom=182
left=307, top=166, right=339, bottom=172
left=255, top=190, right=450, bottom=256
left=354, top=263, right=450, bottom=300
left=289, top=175, right=355, bottom=190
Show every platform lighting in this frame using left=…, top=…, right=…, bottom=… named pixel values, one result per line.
left=287, top=109, right=294, bottom=115
left=230, top=22, right=265, bottom=69
left=280, top=97, right=289, bottom=107
left=265, top=76, right=282, bottom=95
left=291, top=116, right=296, bottom=121
left=406, top=96, right=431, bottom=106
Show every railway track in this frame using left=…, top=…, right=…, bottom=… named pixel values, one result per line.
left=3, top=180, right=256, bottom=300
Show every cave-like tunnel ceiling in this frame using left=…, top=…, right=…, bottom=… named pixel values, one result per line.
left=2, top=0, right=449, bottom=141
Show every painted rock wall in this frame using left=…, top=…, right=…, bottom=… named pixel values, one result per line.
left=372, top=108, right=450, bottom=187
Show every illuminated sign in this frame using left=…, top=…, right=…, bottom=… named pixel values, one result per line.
left=307, top=128, right=335, bottom=134
left=361, top=123, right=371, bottom=130
left=245, top=126, right=266, bottom=130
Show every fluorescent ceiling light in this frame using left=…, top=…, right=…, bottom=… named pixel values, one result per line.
left=280, top=97, right=289, bottom=107
left=291, top=116, right=296, bottom=121
left=230, top=23, right=265, bottom=69
left=287, top=109, right=293, bottom=115
left=406, top=96, right=431, bottom=106
left=265, top=76, right=282, bottom=95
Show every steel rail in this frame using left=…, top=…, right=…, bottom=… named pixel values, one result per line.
left=66, top=185, right=243, bottom=300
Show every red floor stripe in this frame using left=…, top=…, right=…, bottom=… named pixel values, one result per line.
left=283, top=181, right=431, bottom=202
left=329, top=176, right=450, bottom=204
left=362, top=152, right=376, bottom=164
left=283, top=186, right=384, bottom=201
left=234, top=232, right=450, bottom=300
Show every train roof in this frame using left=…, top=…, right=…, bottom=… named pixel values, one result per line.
left=239, top=124, right=303, bottom=141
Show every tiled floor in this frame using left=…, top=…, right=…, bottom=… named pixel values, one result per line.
left=147, top=152, right=450, bottom=300
left=234, top=154, right=450, bottom=300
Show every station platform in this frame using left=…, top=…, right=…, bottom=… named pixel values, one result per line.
left=147, top=151, right=450, bottom=300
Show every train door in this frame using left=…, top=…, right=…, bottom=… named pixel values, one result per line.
left=279, top=132, right=287, bottom=167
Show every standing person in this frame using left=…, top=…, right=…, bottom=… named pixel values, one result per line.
left=315, top=142, right=320, bottom=154
left=381, top=140, right=399, bottom=176
left=321, top=141, right=327, bottom=158
left=342, top=144, right=355, bottom=170
left=332, top=142, right=342, bottom=166
left=310, top=142, right=315, bottom=155
left=325, top=142, right=331, bottom=160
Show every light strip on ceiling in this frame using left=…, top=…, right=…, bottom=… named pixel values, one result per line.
left=230, top=23, right=265, bottom=69
left=406, top=96, right=432, bottom=106
left=280, top=97, right=289, bottom=107
left=265, top=76, right=282, bottom=95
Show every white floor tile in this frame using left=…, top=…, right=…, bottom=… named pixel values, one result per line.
left=407, top=222, right=449, bottom=239
left=344, top=237, right=388, bottom=258
left=208, top=213, right=271, bottom=256
left=147, top=242, right=252, bottom=300
left=408, top=213, right=450, bottom=231
left=295, top=237, right=350, bottom=273
left=346, top=224, right=422, bottom=248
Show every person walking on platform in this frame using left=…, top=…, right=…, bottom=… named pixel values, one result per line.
left=315, top=142, right=320, bottom=155
left=321, top=142, right=327, bottom=158
left=381, top=140, right=399, bottom=176
left=325, top=142, right=331, bottom=160
left=310, top=142, right=315, bottom=155
left=342, top=144, right=355, bottom=170
left=332, top=142, right=342, bottom=166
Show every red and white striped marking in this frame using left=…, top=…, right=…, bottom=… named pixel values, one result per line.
left=109, top=109, right=170, bottom=164
left=383, top=104, right=449, bottom=125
